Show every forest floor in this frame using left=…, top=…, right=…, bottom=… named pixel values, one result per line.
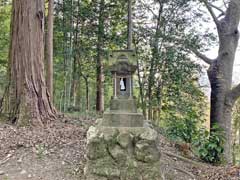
left=0, top=116, right=239, bottom=180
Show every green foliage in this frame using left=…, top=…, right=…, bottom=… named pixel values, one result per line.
left=232, top=99, right=240, bottom=165
left=134, top=0, right=209, bottom=121
left=166, top=114, right=202, bottom=144
left=0, top=1, right=11, bottom=96
left=150, top=48, right=207, bottom=143
left=53, top=0, right=128, bottom=112
left=164, top=77, right=206, bottom=143
left=132, top=2, right=211, bottom=157
left=193, top=125, right=225, bottom=164
left=2, top=176, right=9, bottom=180
left=35, top=144, right=48, bottom=159
left=0, top=1, right=11, bottom=66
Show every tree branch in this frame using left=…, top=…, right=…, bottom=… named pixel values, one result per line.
left=217, top=13, right=225, bottom=19
left=208, top=2, right=225, bottom=15
left=223, top=0, right=228, bottom=8
left=191, top=49, right=214, bottom=65
left=230, top=83, right=240, bottom=103
left=144, top=4, right=158, bottom=19
left=140, top=0, right=158, bottom=19
left=201, top=0, right=220, bottom=27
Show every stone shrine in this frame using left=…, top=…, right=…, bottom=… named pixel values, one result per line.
left=84, top=50, right=162, bottom=180
left=101, top=50, right=143, bottom=127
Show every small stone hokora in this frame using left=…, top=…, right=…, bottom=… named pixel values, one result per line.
left=120, top=78, right=126, bottom=91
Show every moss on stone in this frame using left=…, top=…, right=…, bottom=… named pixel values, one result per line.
left=87, top=137, right=107, bottom=160
left=85, top=126, right=162, bottom=180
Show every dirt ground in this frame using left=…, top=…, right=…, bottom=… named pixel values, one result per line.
left=0, top=116, right=239, bottom=180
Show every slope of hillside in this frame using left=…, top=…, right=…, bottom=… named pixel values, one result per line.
left=0, top=116, right=239, bottom=180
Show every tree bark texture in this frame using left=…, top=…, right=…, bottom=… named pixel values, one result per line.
left=6, top=0, right=56, bottom=126
left=70, top=1, right=80, bottom=108
left=83, top=76, right=90, bottom=111
left=62, top=0, right=68, bottom=112
left=46, top=0, right=54, bottom=101
left=96, top=0, right=105, bottom=113
left=127, top=0, right=132, bottom=50
left=199, top=0, right=240, bottom=163
left=70, top=57, right=78, bottom=107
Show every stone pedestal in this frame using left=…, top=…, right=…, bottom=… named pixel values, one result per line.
left=84, top=124, right=162, bottom=180
left=109, top=98, right=137, bottom=113
left=102, top=93, right=143, bottom=126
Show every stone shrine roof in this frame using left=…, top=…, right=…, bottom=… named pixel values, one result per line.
left=108, top=49, right=137, bottom=68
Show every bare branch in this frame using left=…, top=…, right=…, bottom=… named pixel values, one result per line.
left=200, top=0, right=220, bottom=27
left=191, top=49, right=214, bottom=65
left=223, top=0, right=228, bottom=8
left=144, top=4, right=158, bottom=19
left=208, top=2, right=225, bottom=15
left=217, top=13, right=225, bottom=19
left=139, top=0, right=158, bottom=18
left=174, top=37, right=214, bottom=65
left=230, top=83, right=240, bottom=103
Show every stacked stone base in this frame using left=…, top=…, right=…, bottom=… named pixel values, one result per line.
left=84, top=123, right=162, bottom=180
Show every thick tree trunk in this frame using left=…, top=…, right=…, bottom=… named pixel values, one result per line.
left=96, top=0, right=105, bottom=113
left=192, top=0, right=240, bottom=163
left=208, top=59, right=234, bottom=162
left=6, top=0, right=56, bottom=126
left=205, top=0, right=240, bottom=162
left=208, top=67, right=235, bottom=163
left=46, top=0, right=54, bottom=101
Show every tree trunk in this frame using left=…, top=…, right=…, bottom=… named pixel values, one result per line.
left=135, top=46, right=146, bottom=118
left=208, top=60, right=234, bottom=162
left=70, top=0, right=80, bottom=107
left=6, top=0, right=56, bottom=126
left=127, top=0, right=132, bottom=50
left=70, top=56, right=78, bottom=107
left=46, top=0, right=54, bottom=101
left=84, top=76, right=90, bottom=111
left=67, top=0, right=74, bottom=109
left=147, top=4, right=163, bottom=120
left=62, top=0, right=67, bottom=112
left=239, top=128, right=240, bottom=145
left=201, top=0, right=240, bottom=163
left=96, top=0, right=105, bottom=113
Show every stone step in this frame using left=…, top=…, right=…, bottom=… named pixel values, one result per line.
left=102, top=112, right=144, bottom=127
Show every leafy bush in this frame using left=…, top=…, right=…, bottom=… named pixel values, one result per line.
left=165, top=103, right=205, bottom=143
left=166, top=115, right=225, bottom=164
left=166, top=116, right=199, bottom=143
left=162, top=77, right=206, bottom=144
left=193, top=124, right=225, bottom=164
